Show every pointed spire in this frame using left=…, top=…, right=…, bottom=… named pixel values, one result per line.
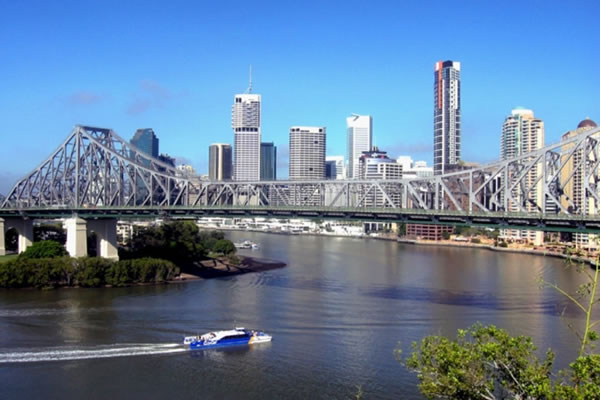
left=247, top=65, right=253, bottom=93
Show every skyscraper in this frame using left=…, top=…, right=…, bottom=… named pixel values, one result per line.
left=346, top=114, right=372, bottom=179
left=433, top=60, right=461, bottom=175
left=232, top=93, right=261, bottom=181
left=130, top=128, right=159, bottom=158
left=500, top=108, right=544, bottom=245
left=325, top=156, right=345, bottom=180
left=289, top=126, right=326, bottom=180
left=560, top=118, right=599, bottom=249
left=209, top=143, right=233, bottom=181
left=260, top=142, right=277, bottom=180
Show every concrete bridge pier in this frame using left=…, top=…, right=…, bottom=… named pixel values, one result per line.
left=64, top=217, right=88, bottom=258
left=88, top=219, right=119, bottom=260
left=64, top=217, right=119, bottom=260
left=0, top=218, right=5, bottom=256
left=1, top=217, right=34, bottom=255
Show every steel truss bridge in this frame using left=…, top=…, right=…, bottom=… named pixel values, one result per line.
left=2, top=125, right=600, bottom=233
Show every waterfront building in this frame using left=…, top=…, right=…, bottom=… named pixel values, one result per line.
left=561, top=118, right=599, bottom=249
left=357, top=147, right=402, bottom=224
left=346, top=114, right=372, bottom=179
left=232, top=93, right=261, bottom=181
left=500, top=108, right=544, bottom=245
left=358, top=147, right=402, bottom=181
left=209, top=143, right=233, bottom=181
left=406, top=224, right=454, bottom=241
left=131, top=128, right=159, bottom=158
left=289, top=126, right=326, bottom=180
left=260, top=142, right=277, bottom=180
left=325, top=156, right=345, bottom=180
left=434, top=60, right=461, bottom=175
left=396, top=156, right=434, bottom=179
left=176, top=164, right=196, bottom=176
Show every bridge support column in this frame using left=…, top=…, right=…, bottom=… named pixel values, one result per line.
left=18, top=220, right=33, bottom=254
left=64, top=217, right=88, bottom=258
left=0, top=218, right=5, bottom=256
left=3, top=217, right=34, bottom=254
left=88, top=219, right=119, bottom=261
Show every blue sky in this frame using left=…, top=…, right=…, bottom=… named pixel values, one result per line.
left=0, top=0, right=598, bottom=193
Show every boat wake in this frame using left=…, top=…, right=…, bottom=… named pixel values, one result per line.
left=0, top=343, right=186, bottom=364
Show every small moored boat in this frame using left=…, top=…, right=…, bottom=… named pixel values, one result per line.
left=183, top=327, right=272, bottom=350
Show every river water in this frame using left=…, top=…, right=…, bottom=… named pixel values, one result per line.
left=0, top=231, right=592, bottom=399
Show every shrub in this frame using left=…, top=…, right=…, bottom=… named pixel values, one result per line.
left=20, top=240, right=67, bottom=259
left=499, top=241, right=508, bottom=248
left=75, top=257, right=112, bottom=287
left=471, top=238, right=481, bottom=244
left=226, top=255, right=241, bottom=266
left=0, top=255, right=178, bottom=289
left=105, top=261, right=133, bottom=287
left=212, top=239, right=237, bottom=255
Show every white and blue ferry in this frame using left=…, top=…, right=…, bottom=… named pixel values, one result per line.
left=183, top=327, right=272, bottom=350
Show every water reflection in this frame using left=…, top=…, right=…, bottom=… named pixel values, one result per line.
left=0, top=231, right=593, bottom=399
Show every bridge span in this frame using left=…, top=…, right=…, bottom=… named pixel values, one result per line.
left=1, top=125, right=600, bottom=258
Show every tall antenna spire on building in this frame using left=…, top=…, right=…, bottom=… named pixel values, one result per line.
left=247, top=65, right=253, bottom=93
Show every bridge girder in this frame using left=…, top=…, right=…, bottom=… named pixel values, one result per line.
left=3, top=125, right=600, bottom=227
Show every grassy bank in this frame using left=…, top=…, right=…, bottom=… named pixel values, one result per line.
left=0, top=254, right=18, bottom=263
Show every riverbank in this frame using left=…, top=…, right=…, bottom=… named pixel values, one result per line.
left=178, top=256, right=286, bottom=280
left=398, top=238, right=597, bottom=266
left=205, top=225, right=398, bottom=242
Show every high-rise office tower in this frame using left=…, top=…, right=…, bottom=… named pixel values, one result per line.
left=260, top=142, right=277, bottom=180
left=209, top=143, right=233, bottom=181
left=289, top=126, right=326, bottom=180
left=131, top=128, right=159, bottom=158
left=561, top=118, right=599, bottom=249
left=346, top=114, right=372, bottom=179
left=500, top=108, right=544, bottom=245
left=433, top=60, right=461, bottom=175
left=232, top=93, right=261, bottom=181
left=325, top=156, right=345, bottom=180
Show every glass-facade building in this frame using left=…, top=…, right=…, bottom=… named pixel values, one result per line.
left=209, top=143, right=233, bottom=181
left=433, top=60, right=461, bottom=175
left=130, top=128, right=159, bottom=158
left=260, top=142, right=277, bottom=180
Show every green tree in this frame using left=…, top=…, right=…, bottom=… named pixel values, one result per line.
left=212, top=239, right=237, bottom=255
left=398, top=223, right=407, bottom=236
left=75, top=257, right=112, bottom=287
left=398, top=324, right=554, bottom=399
left=34, top=224, right=66, bottom=244
left=20, top=240, right=67, bottom=259
left=126, top=221, right=208, bottom=263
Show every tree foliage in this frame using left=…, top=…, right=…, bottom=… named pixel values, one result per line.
left=399, top=324, right=554, bottom=399
left=34, top=224, right=66, bottom=244
left=20, top=240, right=67, bottom=259
left=122, top=222, right=234, bottom=264
left=212, top=239, right=237, bottom=255
left=0, top=256, right=178, bottom=288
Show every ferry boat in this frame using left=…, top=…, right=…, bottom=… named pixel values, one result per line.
left=183, top=327, right=272, bottom=350
left=234, top=240, right=260, bottom=250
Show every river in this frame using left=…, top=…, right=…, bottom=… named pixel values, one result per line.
left=0, top=231, right=591, bottom=399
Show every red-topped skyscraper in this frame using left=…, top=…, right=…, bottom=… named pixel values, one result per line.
left=433, top=60, right=461, bottom=175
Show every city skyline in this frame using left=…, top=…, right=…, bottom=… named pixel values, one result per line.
left=0, top=1, right=598, bottom=193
